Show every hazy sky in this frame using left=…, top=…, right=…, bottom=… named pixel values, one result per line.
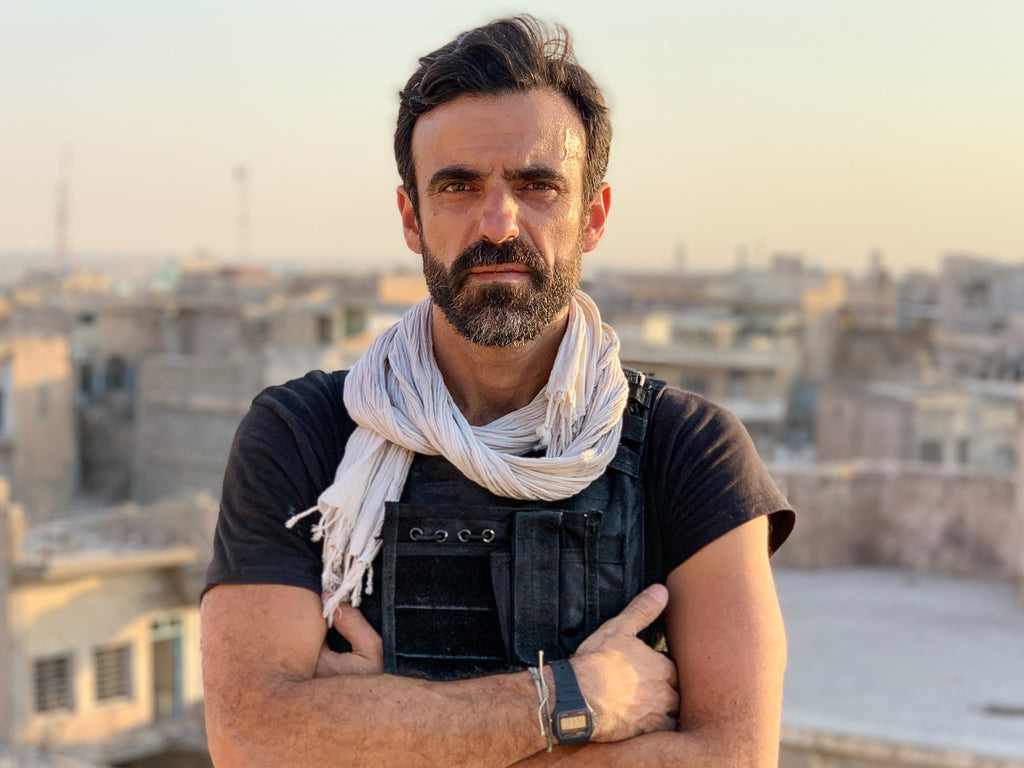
left=2, top=0, right=1021, bottom=276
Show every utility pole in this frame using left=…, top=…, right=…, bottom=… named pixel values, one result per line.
left=233, top=165, right=250, bottom=260
left=55, top=148, right=72, bottom=275
left=673, top=241, right=686, bottom=272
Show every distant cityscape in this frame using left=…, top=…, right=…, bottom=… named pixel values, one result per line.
left=1, top=249, right=1023, bottom=766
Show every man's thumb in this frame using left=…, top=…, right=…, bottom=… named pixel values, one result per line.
left=609, top=584, right=669, bottom=637
left=332, top=604, right=383, bottom=662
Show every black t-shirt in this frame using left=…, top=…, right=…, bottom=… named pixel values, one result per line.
left=206, top=369, right=794, bottom=596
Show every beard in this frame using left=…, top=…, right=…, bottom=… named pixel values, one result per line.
left=422, top=236, right=582, bottom=347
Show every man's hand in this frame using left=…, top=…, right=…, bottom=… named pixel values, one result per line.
left=570, top=584, right=680, bottom=742
left=315, top=603, right=384, bottom=677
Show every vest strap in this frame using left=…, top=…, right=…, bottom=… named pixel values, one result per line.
left=513, top=510, right=562, bottom=660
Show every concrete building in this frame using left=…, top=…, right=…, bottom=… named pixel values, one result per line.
left=0, top=337, right=76, bottom=524
left=616, top=309, right=801, bottom=460
left=73, top=302, right=165, bottom=502
left=2, top=262, right=414, bottom=509
left=129, top=283, right=396, bottom=503
left=0, top=744, right=108, bottom=768
left=816, top=381, right=1017, bottom=471
left=938, top=254, right=1024, bottom=335
left=0, top=483, right=215, bottom=764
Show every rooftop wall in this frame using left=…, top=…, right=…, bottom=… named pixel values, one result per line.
left=771, top=461, right=1020, bottom=585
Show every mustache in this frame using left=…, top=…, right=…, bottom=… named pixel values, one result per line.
left=450, top=239, right=548, bottom=288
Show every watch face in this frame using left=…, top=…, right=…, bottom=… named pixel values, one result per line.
left=556, top=709, right=592, bottom=741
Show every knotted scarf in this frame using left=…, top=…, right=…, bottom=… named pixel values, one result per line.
left=286, top=291, right=628, bottom=621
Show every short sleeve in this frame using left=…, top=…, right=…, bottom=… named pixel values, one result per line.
left=203, top=370, right=353, bottom=598
left=645, top=387, right=794, bottom=577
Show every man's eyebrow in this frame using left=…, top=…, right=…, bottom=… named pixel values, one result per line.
left=426, top=165, right=487, bottom=190
left=504, top=165, right=568, bottom=186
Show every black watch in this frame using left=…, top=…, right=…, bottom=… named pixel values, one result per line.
left=549, top=658, right=594, bottom=745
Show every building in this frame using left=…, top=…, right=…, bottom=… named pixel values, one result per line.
left=0, top=484, right=215, bottom=764
left=615, top=309, right=801, bottom=460
left=1, top=262, right=416, bottom=509
left=0, top=337, right=76, bottom=524
left=938, top=254, right=1024, bottom=335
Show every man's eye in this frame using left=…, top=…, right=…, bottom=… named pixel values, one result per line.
left=522, top=181, right=559, bottom=196
left=440, top=182, right=471, bottom=193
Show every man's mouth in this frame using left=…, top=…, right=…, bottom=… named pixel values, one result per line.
left=465, top=263, right=533, bottom=282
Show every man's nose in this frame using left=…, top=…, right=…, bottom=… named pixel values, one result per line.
left=477, top=189, right=520, bottom=244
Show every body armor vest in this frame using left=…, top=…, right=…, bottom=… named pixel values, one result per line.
left=331, top=369, right=666, bottom=680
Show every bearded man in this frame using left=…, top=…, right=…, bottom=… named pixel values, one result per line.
left=201, top=15, right=794, bottom=767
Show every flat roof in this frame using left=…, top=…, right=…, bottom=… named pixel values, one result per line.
left=776, top=568, right=1024, bottom=764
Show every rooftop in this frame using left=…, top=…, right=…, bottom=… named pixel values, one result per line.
left=777, top=567, right=1024, bottom=765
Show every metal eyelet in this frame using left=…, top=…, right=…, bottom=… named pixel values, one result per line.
left=410, top=527, right=449, bottom=542
left=456, top=528, right=497, bottom=543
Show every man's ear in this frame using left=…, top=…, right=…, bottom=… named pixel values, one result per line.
left=397, top=185, right=422, bottom=254
left=581, top=183, right=611, bottom=253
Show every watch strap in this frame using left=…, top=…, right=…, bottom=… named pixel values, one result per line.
left=550, top=658, right=593, bottom=745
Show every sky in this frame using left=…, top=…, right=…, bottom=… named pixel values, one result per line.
left=1, top=0, right=1022, bottom=277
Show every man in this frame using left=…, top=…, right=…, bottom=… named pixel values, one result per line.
left=201, top=15, right=794, bottom=767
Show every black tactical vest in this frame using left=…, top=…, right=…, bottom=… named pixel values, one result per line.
left=329, top=368, right=666, bottom=681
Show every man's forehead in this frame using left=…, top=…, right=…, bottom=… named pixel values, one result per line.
left=410, top=91, right=586, bottom=177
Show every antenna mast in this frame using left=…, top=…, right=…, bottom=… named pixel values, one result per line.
left=233, top=165, right=250, bottom=260
left=55, top=148, right=72, bottom=274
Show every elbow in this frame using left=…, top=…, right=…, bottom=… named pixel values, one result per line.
left=206, top=736, right=246, bottom=768
left=205, top=693, right=282, bottom=768
left=205, top=708, right=257, bottom=768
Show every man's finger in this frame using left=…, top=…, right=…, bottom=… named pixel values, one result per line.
left=604, top=584, right=669, bottom=637
left=331, top=604, right=383, bottom=663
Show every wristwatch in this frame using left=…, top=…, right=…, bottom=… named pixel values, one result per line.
left=549, top=658, right=594, bottom=745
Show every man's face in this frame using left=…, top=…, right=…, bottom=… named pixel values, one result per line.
left=397, top=90, right=610, bottom=347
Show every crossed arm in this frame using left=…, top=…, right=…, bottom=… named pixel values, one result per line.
left=200, top=515, right=786, bottom=767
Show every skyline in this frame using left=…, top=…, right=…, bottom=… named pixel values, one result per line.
left=1, top=0, right=1022, bottom=276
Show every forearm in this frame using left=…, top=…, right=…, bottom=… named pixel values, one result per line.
left=207, top=668, right=549, bottom=768
left=510, top=727, right=779, bottom=767
left=203, top=585, right=551, bottom=768
left=203, top=583, right=679, bottom=767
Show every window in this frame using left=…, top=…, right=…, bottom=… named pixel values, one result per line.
left=152, top=615, right=184, bottom=720
left=919, top=440, right=943, bottom=463
left=957, top=438, right=970, bottom=465
left=963, top=280, right=989, bottom=308
left=34, top=654, right=73, bottom=713
left=79, top=362, right=95, bottom=400
left=681, top=376, right=709, bottom=394
left=996, top=447, right=1015, bottom=470
left=106, top=356, right=127, bottom=391
left=95, top=644, right=132, bottom=702
left=344, top=307, right=366, bottom=336
left=316, top=314, right=334, bottom=344
left=728, top=371, right=749, bottom=399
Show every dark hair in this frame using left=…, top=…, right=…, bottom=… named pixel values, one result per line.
left=395, top=15, right=611, bottom=214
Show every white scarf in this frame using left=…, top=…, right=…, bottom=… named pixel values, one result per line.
left=286, top=291, right=628, bottom=621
